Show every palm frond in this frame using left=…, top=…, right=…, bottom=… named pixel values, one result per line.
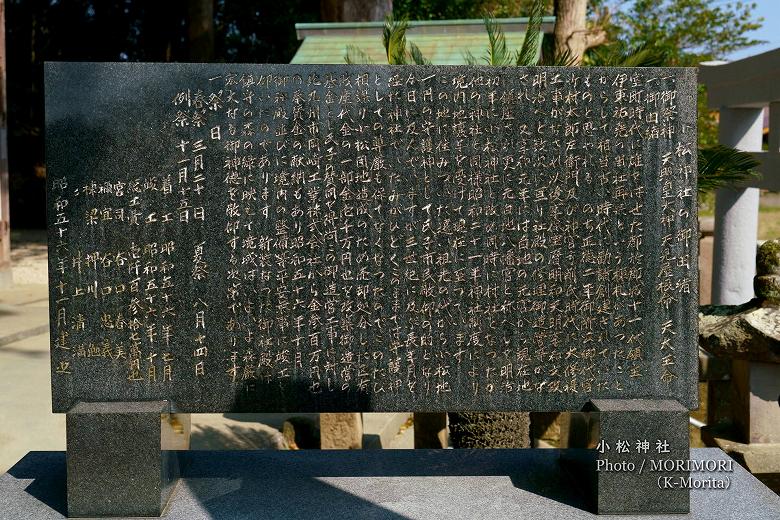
left=482, top=12, right=512, bottom=66
left=698, top=145, right=761, bottom=194
left=408, top=42, right=431, bottom=65
left=344, top=45, right=375, bottom=65
left=589, top=42, right=668, bottom=67
left=383, top=15, right=408, bottom=65
left=540, top=48, right=578, bottom=67
left=463, top=50, right=479, bottom=65
left=516, top=0, right=544, bottom=66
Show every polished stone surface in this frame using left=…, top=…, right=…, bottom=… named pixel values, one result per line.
left=66, top=401, right=179, bottom=517
left=1, top=448, right=777, bottom=519
left=46, top=63, right=699, bottom=413
left=587, top=399, right=690, bottom=514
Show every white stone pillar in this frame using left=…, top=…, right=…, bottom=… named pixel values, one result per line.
left=711, top=107, right=763, bottom=305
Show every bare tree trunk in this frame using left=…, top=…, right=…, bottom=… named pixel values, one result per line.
left=553, top=0, right=606, bottom=64
left=187, top=0, right=214, bottom=62
left=142, top=3, right=180, bottom=62
left=321, top=0, right=392, bottom=22
left=0, top=0, right=10, bottom=287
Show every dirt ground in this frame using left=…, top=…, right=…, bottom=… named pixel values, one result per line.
left=9, top=229, right=47, bottom=285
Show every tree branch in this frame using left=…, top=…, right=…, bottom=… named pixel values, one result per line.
left=583, top=27, right=607, bottom=50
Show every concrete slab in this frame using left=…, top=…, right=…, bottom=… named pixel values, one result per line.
left=8, top=230, right=48, bottom=286
left=0, top=304, right=49, bottom=347
left=0, top=284, right=49, bottom=307
left=1, top=448, right=777, bottom=519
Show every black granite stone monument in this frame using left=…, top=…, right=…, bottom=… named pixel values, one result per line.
left=45, top=62, right=698, bottom=517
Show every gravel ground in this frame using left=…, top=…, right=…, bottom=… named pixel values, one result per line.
left=9, top=229, right=48, bottom=285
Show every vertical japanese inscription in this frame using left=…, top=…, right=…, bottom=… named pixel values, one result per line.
left=46, top=64, right=697, bottom=412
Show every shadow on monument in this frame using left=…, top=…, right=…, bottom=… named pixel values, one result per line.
left=176, top=381, right=591, bottom=518
left=7, top=380, right=592, bottom=517
left=183, top=380, right=571, bottom=517
left=7, top=451, right=416, bottom=519
left=181, top=451, right=415, bottom=519
left=180, top=449, right=590, bottom=519
left=7, top=449, right=592, bottom=518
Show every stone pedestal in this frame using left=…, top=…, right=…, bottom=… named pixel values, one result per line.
left=699, top=239, right=780, bottom=492
left=66, top=401, right=183, bottom=518
left=732, top=360, right=780, bottom=444
left=562, top=399, right=690, bottom=514
left=702, top=423, right=780, bottom=494
left=699, top=348, right=733, bottom=429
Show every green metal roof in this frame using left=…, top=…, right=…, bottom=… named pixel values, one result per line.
left=291, top=17, right=554, bottom=66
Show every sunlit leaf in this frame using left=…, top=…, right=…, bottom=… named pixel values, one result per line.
left=344, top=45, right=375, bottom=65
left=516, top=0, right=544, bottom=66
left=383, top=15, right=408, bottom=65
left=408, top=42, right=430, bottom=65
left=482, top=12, right=512, bottom=66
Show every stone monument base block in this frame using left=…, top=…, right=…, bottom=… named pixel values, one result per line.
left=66, top=401, right=181, bottom=518
left=562, top=399, right=690, bottom=514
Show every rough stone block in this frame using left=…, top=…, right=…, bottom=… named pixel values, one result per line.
left=320, top=413, right=363, bottom=449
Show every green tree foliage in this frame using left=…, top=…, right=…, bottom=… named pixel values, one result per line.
left=586, top=41, right=667, bottom=67
left=215, top=1, right=320, bottom=63
left=394, top=0, right=555, bottom=20
left=464, top=14, right=514, bottom=66
left=394, top=0, right=522, bottom=20
left=462, top=4, right=544, bottom=66
left=516, top=0, right=544, bottom=66
left=698, top=145, right=761, bottom=194
left=614, top=0, right=764, bottom=66
left=345, top=15, right=429, bottom=65
left=609, top=1, right=764, bottom=163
